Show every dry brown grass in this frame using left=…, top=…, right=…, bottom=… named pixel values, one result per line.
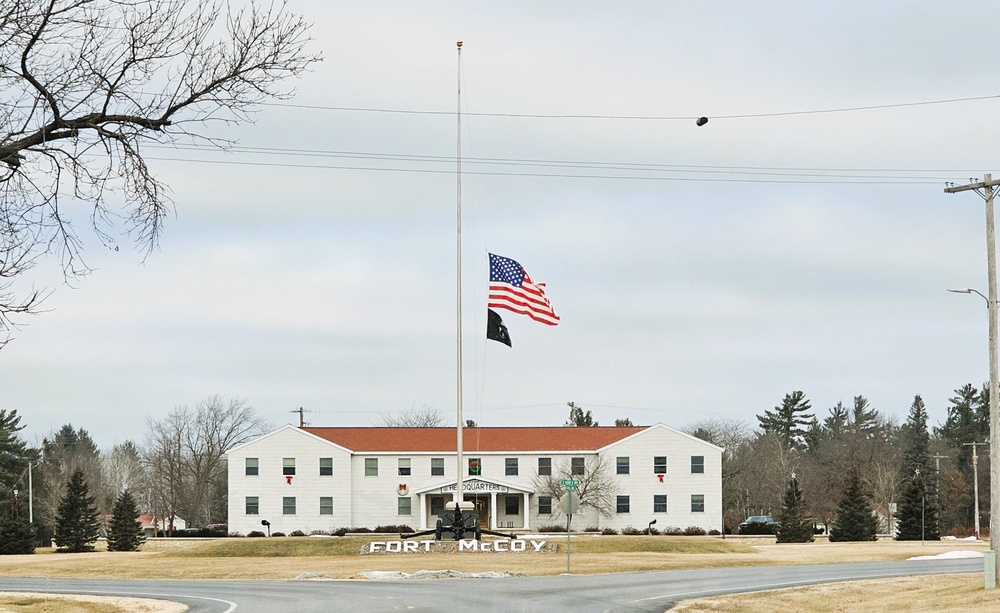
left=0, top=536, right=986, bottom=581
left=0, top=537, right=993, bottom=612
left=672, top=574, right=999, bottom=612
left=0, top=592, right=186, bottom=613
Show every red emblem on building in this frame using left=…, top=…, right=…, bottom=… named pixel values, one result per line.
left=397, top=483, right=409, bottom=496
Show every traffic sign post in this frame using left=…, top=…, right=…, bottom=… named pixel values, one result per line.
left=559, top=493, right=581, bottom=574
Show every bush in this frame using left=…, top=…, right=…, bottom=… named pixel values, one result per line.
left=647, top=527, right=660, bottom=535
left=662, top=526, right=683, bottom=536
left=350, top=527, right=372, bottom=534
left=583, top=526, right=600, bottom=533
left=708, top=529, right=721, bottom=536
left=683, top=526, right=707, bottom=536
left=538, top=524, right=567, bottom=532
left=246, top=531, right=266, bottom=538
left=289, top=530, right=306, bottom=537
left=620, top=526, right=642, bottom=535
left=601, top=528, right=617, bottom=535
left=373, top=525, right=413, bottom=533
left=333, top=528, right=349, bottom=537
left=271, top=532, right=285, bottom=537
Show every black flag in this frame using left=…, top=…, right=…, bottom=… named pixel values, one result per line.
left=486, top=308, right=512, bottom=347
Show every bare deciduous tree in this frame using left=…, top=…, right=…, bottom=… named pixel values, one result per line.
left=377, top=404, right=447, bottom=428
left=531, top=455, right=618, bottom=518
left=0, top=0, right=321, bottom=343
left=145, top=395, right=269, bottom=528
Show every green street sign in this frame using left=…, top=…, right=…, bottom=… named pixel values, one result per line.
left=561, top=479, right=580, bottom=489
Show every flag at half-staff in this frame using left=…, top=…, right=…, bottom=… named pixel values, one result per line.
left=486, top=308, right=512, bottom=346
left=488, top=253, right=559, bottom=325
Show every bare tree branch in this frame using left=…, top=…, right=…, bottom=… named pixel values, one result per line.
left=0, top=0, right=321, bottom=344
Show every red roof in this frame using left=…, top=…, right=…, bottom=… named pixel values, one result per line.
left=302, top=426, right=645, bottom=452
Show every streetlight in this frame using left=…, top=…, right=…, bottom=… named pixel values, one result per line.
left=260, top=519, right=271, bottom=537
left=648, top=519, right=657, bottom=535
left=948, top=288, right=988, bottom=303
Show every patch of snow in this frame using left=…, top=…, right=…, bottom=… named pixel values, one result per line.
left=908, top=550, right=985, bottom=561
left=942, top=535, right=981, bottom=541
left=294, top=572, right=333, bottom=580
left=357, top=570, right=522, bottom=580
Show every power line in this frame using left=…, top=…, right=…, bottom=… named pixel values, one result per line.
left=260, top=93, right=1000, bottom=121
left=144, top=155, right=944, bottom=184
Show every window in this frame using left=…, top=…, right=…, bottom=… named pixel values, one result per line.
left=245, top=458, right=259, bottom=476
left=282, top=458, right=296, bottom=476
left=398, top=497, right=412, bottom=515
left=431, top=457, right=445, bottom=476
left=430, top=496, right=445, bottom=516
left=320, top=496, right=333, bottom=515
left=365, top=458, right=378, bottom=476
left=538, top=457, right=552, bottom=476
left=398, top=458, right=411, bottom=476
left=538, top=496, right=552, bottom=515
left=654, top=456, right=667, bottom=474
left=691, top=455, right=705, bottom=474
left=468, top=457, right=482, bottom=476
left=319, top=458, right=333, bottom=476
left=654, top=494, right=667, bottom=513
left=505, top=496, right=519, bottom=515
left=691, top=494, right=705, bottom=513
left=283, top=496, right=296, bottom=515
left=617, top=495, right=630, bottom=514
left=245, top=496, right=259, bottom=515
left=571, top=457, right=585, bottom=476
left=616, top=456, right=630, bottom=475
left=505, top=458, right=519, bottom=476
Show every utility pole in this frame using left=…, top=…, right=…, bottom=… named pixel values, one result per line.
left=945, top=174, right=1000, bottom=584
left=931, top=453, right=948, bottom=473
left=290, top=407, right=311, bottom=428
left=964, top=441, right=988, bottom=540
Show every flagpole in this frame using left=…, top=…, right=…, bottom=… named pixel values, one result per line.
left=455, top=40, right=464, bottom=509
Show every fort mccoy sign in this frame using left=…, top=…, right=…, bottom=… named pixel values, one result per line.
left=364, top=539, right=554, bottom=554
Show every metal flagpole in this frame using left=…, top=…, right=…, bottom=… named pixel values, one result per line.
left=455, top=40, right=464, bottom=508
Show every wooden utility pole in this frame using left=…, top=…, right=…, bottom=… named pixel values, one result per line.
left=290, top=407, right=310, bottom=428
left=945, top=174, right=1000, bottom=584
left=964, top=441, right=988, bottom=540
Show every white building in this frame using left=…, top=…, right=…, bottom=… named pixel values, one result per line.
left=226, top=424, right=723, bottom=536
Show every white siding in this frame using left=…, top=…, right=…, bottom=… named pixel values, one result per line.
left=226, top=426, right=352, bottom=535
left=227, top=423, right=722, bottom=534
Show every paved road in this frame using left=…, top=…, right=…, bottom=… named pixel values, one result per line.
left=0, top=559, right=981, bottom=613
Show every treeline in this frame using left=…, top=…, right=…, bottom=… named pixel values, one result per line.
left=687, top=385, right=991, bottom=537
left=0, top=395, right=269, bottom=547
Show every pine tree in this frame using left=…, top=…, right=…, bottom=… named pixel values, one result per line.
left=756, top=391, right=815, bottom=449
left=775, top=474, right=814, bottom=543
left=0, top=495, right=35, bottom=554
left=896, top=395, right=939, bottom=540
left=54, top=468, right=101, bottom=553
left=829, top=469, right=878, bottom=542
left=107, top=489, right=146, bottom=552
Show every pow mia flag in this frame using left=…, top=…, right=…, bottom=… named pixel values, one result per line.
left=486, top=308, right=512, bottom=347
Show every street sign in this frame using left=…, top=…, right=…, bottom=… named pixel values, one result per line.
left=559, top=492, right=581, bottom=515
left=561, top=479, right=580, bottom=490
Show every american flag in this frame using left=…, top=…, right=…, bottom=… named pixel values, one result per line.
left=488, top=253, right=559, bottom=326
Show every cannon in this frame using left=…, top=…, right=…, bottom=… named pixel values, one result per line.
left=401, top=500, right=518, bottom=541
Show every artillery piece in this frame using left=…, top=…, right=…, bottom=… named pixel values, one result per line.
left=401, top=500, right=518, bottom=541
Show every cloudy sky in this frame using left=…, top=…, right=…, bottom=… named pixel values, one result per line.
left=5, top=1, right=1000, bottom=448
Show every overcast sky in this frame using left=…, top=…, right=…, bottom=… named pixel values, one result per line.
left=4, top=1, right=1000, bottom=448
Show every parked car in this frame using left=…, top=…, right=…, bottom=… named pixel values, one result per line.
left=739, top=515, right=779, bottom=535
